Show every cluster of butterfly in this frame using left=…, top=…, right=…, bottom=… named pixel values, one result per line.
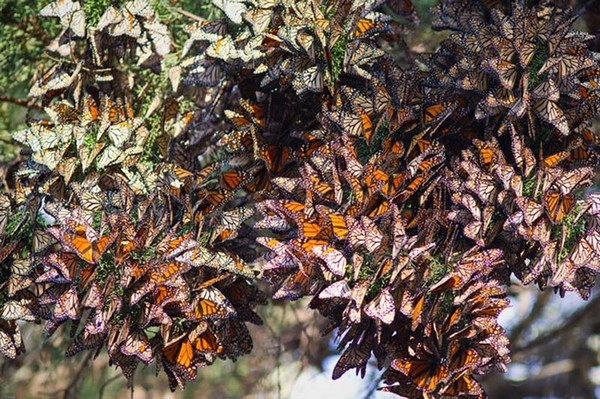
left=441, top=133, right=600, bottom=298
left=422, top=0, right=600, bottom=298
left=429, top=0, right=600, bottom=138
left=3, top=0, right=600, bottom=398
left=249, top=46, right=514, bottom=398
left=180, top=0, right=413, bottom=95
left=0, top=0, right=271, bottom=391
left=205, top=0, right=600, bottom=398
left=38, top=0, right=171, bottom=73
left=0, top=163, right=267, bottom=389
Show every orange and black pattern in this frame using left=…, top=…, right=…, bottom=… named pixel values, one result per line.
left=1, top=0, right=600, bottom=398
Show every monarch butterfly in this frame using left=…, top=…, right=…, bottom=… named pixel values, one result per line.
left=532, top=78, right=560, bottom=102
left=552, top=167, right=593, bottom=195
left=82, top=282, right=103, bottom=309
left=489, top=58, right=518, bottom=90
left=465, top=172, right=497, bottom=204
left=195, top=189, right=233, bottom=213
left=332, top=342, right=372, bottom=380
left=391, top=356, right=450, bottom=392
left=243, top=7, right=273, bottom=34
left=273, top=266, right=318, bottom=300
left=184, top=58, right=223, bottom=87
left=364, top=288, right=395, bottom=324
left=508, top=123, right=536, bottom=176
left=1, top=300, right=35, bottom=321
left=473, top=139, right=500, bottom=170
left=29, top=62, right=82, bottom=97
left=439, top=370, right=484, bottom=397
left=569, top=230, right=600, bottom=268
left=258, top=144, right=291, bottom=174
left=191, top=325, right=222, bottom=355
left=543, top=190, right=575, bottom=224
left=110, top=7, right=142, bottom=37
left=212, top=207, right=254, bottom=243
left=53, top=286, right=80, bottom=321
left=533, top=98, right=569, bottom=136
left=456, top=249, right=503, bottom=283
left=8, top=260, right=33, bottom=296
left=348, top=217, right=383, bottom=253
left=311, top=245, right=347, bottom=276
left=585, top=192, right=600, bottom=216
left=0, top=320, right=24, bottom=359
left=292, top=65, right=324, bottom=94
left=65, top=329, right=106, bottom=357
left=121, top=330, right=153, bottom=364
left=516, top=197, right=545, bottom=226
left=40, top=0, right=86, bottom=37
left=191, top=286, right=236, bottom=320
left=447, top=341, right=481, bottom=373
left=352, top=17, right=389, bottom=39
left=316, top=206, right=348, bottom=239
left=149, top=262, right=190, bottom=285
left=109, top=351, right=139, bottom=381
left=298, top=216, right=327, bottom=240
left=54, top=222, right=115, bottom=264
left=213, top=0, right=247, bottom=24
left=543, top=150, right=570, bottom=169
left=318, top=280, right=351, bottom=299
left=422, top=103, right=455, bottom=128
left=146, top=19, right=172, bottom=56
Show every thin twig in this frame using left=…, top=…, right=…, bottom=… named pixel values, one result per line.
left=0, top=95, right=42, bottom=111
left=168, top=6, right=207, bottom=23
left=63, top=351, right=94, bottom=399
left=98, top=375, right=121, bottom=399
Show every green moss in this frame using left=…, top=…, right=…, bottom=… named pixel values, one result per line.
left=92, top=209, right=102, bottom=230
left=5, top=209, right=27, bottom=236
left=82, top=129, right=96, bottom=149
left=527, top=45, right=548, bottom=88
left=144, top=325, right=160, bottom=339
left=329, top=35, right=347, bottom=87
left=522, top=175, right=537, bottom=199
left=426, top=254, right=450, bottom=287
left=556, top=201, right=587, bottom=263
left=96, top=258, right=111, bottom=281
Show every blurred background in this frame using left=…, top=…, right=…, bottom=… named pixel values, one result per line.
left=2, top=0, right=600, bottom=397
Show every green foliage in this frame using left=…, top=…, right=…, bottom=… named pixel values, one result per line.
left=426, top=254, right=451, bottom=287
left=5, top=209, right=27, bottom=236
left=528, top=45, right=549, bottom=88
left=329, top=35, right=347, bottom=87
left=556, top=201, right=587, bottom=262
left=84, top=0, right=124, bottom=25
left=153, top=0, right=223, bottom=47
left=522, top=175, right=537, bottom=198
left=0, top=0, right=55, bottom=94
left=0, top=0, right=57, bottom=160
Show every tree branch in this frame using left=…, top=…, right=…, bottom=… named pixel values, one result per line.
left=0, top=95, right=41, bottom=110
left=511, top=292, right=600, bottom=356
left=167, top=6, right=206, bottom=23
left=509, top=290, right=552, bottom=346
